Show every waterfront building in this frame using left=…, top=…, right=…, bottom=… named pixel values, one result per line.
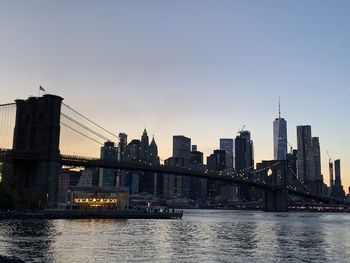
left=273, top=99, right=288, bottom=160
left=58, top=169, right=81, bottom=204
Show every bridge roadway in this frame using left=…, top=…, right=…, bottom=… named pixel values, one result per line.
left=60, top=154, right=283, bottom=190
left=0, top=149, right=340, bottom=203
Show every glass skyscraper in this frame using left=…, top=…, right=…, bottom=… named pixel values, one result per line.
left=273, top=101, right=287, bottom=160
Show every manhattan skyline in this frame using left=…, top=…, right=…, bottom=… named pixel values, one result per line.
left=0, top=1, right=349, bottom=188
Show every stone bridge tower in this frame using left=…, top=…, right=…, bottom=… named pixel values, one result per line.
left=256, top=160, right=289, bottom=212
left=12, top=94, right=63, bottom=208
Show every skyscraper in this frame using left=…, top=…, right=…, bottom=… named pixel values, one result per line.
left=234, top=130, right=254, bottom=200
left=273, top=99, right=287, bottom=160
left=173, top=135, right=191, bottom=164
left=163, top=135, right=192, bottom=199
left=99, top=141, right=118, bottom=187
left=333, top=159, right=345, bottom=199
left=220, top=138, right=234, bottom=169
left=234, top=131, right=254, bottom=172
left=140, top=128, right=149, bottom=162
left=296, top=125, right=314, bottom=183
left=297, top=125, right=324, bottom=195
left=329, top=160, right=334, bottom=195
left=118, top=133, right=127, bottom=161
left=312, top=137, right=323, bottom=195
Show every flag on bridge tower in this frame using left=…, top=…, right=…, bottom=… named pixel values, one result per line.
left=39, top=85, right=45, bottom=92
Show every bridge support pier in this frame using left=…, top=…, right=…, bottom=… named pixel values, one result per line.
left=263, top=189, right=288, bottom=212
left=11, top=94, right=63, bottom=209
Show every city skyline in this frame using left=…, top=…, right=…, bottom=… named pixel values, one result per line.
left=0, top=1, right=349, bottom=188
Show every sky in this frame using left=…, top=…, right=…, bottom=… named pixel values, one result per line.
left=0, top=1, right=349, bottom=189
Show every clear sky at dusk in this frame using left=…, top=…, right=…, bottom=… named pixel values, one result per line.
left=0, top=1, right=349, bottom=189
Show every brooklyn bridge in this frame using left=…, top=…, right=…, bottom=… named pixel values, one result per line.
left=0, top=94, right=342, bottom=212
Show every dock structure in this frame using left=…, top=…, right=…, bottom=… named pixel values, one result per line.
left=0, top=209, right=183, bottom=220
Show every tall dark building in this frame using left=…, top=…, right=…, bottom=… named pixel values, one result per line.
left=100, top=141, right=117, bottom=187
left=220, top=138, right=234, bottom=169
left=173, top=135, right=191, bottom=164
left=296, top=125, right=324, bottom=195
left=234, top=130, right=254, bottom=200
left=148, top=136, right=162, bottom=196
left=118, top=133, right=127, bottom=161
left=297, top=125, right=313, bottom=183
left=332, top=159, right=345, bottom=199
left=329, top=160, right=334, bottom=195
left=117, top=132, right=128, bottom=187
left=190, top=146, right=207, bottom=200
left=140, top=129, right=149, bottom=162
left=11, top=95, right=63, bottom=208
left=207, top=149, right=227, bottom=199
left=126, top=139, right=141, bottom=194
left=207, top=150, right=227, bottom=171
left=191, top=146, right=204, bottom=165
left=163, top=135, right=192, bottom=199
left=312, top=137, right=323, bottom=195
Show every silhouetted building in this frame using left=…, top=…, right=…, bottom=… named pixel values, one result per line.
left=117, top=132, right=128, bottom=187
left=163, top=135, right=192, bottom=199
left=328, top=160, right=334, bottom=196
left=297, top=125, right=313, bottom=183
left=273, top=100, right=288, bottom=160
left=139, top=129, right=152, bottom=194
left=286, top=149, right=298, bottom=184
left=125, top=139, right=141, bottom=194
left=118, top=133, right=128, bottom=161
left=190, top=146, right=207, bottom=200
left=207, top=149, right=227, bottom=199
left=140, top=129, right=149, bottom=162
left=332, top=159, right=345, bottom=199
left=312, top=137, right=323, bottom=195
left=296, top=126, right=324, bottom=195
left=234, top=130, right=254, bottom=200
left=220, top=138, right=234, bottom=169
left=99, top=141, right=117, bottom=187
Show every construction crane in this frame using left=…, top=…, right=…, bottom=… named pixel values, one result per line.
left=237, top=125, right=245, bottom=135
left=327, top=150, right=332, bottom=163
left=287, top=141, right=293, bottom=154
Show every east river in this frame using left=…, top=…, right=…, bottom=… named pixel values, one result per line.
left=0, top=210, right=349, bottom=262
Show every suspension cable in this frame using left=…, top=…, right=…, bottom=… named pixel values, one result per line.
left=60, top=122, right=103, bottom=146
left=62, top=103, right=119, bottom=139
left=61, top=113, right=111, bottom=142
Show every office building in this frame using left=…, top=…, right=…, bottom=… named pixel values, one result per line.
left=99, top=141, right=117, bottom=187
left=273, top=99, right=288, bottom=160
left=220, top=138, right=234, bottom=169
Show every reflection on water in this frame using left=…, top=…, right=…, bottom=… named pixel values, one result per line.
left=1, top=210, right=350, bottom=263
left=0, top=220, right=56, bottom=262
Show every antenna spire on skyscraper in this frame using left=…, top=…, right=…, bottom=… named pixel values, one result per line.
left=278, top=96, right=281, bottom=118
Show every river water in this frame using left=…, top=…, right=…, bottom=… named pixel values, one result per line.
left=0, top=210, right=349, bottom=262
